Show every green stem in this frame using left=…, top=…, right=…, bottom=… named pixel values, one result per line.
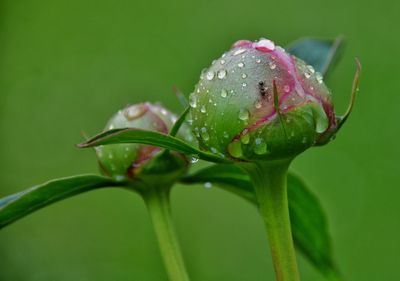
left=142, top=186, right=190, bottom=281
left=241, top=160, right=300, bottom=281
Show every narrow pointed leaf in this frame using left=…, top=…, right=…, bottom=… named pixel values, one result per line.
left=169, top=107, right=190, bottom=137
left=0, top=174, right=122, bottom=229
left=78, top=128, right=231, bottom=164
left=286, top=36, right=344, bottom=77
left=182, top=164, right=343, bottom=280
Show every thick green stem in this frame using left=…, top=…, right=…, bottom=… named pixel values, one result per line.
left=142, top=186, right=190, bottom=281
left=241, top=160, right=300, bottom=281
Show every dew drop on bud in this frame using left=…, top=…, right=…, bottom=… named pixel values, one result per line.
left=241, top=73, right=247, bottom=79
left=189, top=94, right=197, bottom=108
left=238, top=108, right=249, bottom=121
left=254, top=138, right=267, bottom=155
left=220, top=59, right=226, bottom=65
left=228, top=141, right=243, bottom=158
left=200, top=127, right=210, bottom=141
left=269, top=61, right=276, bottom=70
left=124, top=105, right=147, bottom=121
left=256, top=59, right=261, bottom=63
left=307, top=65, right=315, bottom=74
left=206, top=71, right=215, bottom=80
left=316, top=72, right=323, bottom=84
left=200, top=105, right=207, bottom=113
left=204, top=182, right=212, bottom=188
left=221, top=89, right=228, bottom=98
left=312, top=105, right=329, bottom=133
left=238, top=62, right=245, bottom=68
left=190, top=155, right=199, bottom=163
left=283, top=85, right=290, bottom=93
left=217, top=69, right=227, bottom=79
left=210, top=147, right=218, bottom=154
left=254, top=100, right=262, bottom=109
left=255, top=39, right=276, bottom=52
left=304, top=72, right=311, bottom=79
left=233, top=49, right=246, bottom=56
left=241, top=134, right=250, bottom=144
left=223, top=131, right=229, bottom=138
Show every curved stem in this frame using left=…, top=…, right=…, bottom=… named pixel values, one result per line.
left=142, top=186, right=190, bottom=281
left=241, top=160, right=300, bottom=281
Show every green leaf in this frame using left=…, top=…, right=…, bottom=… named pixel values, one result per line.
left=169, top=106, right=190, bottom=137
left=286, top=36, right=345, bottom=77
left=181, top=164, right=343, bottom=280
left=0, top=174, right=122, bottom=229
left=78, top=128, right=231, bottom=164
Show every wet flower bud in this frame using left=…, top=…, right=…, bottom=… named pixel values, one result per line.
left=96, top=102, right=194, bottom=182
left=189, top=38, right=339, bottom=161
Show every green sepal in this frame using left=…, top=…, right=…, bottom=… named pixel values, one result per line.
left=78, top=128, right=231, bottom=164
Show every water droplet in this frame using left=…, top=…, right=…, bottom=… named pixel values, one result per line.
left=254, top=138, right=267, bottom=155
left=255, top=100, right=262, bottom=109
left=190, top=155, right=199, bottom=163
left=313, top=105, right=329, bottom=133
left=233, top=48, right=246, bottom=56
left=241, top=73, right=247, bottom=79
left=283, top=85, right=290, bottom=93
left=316, top=72, right=323, bottom=84
left=217, top=69, right=227, bottom=79
left=124, top=105, right=147, bottom=121
left=220, top=89, right=228, bottom=98
left=307, top=65, right=315, bottom=74
left=210, top=147, right=218, bottom=154
left=200, top=127, right=210, bottom=141
left=238, top=62, right=245, bottom=68
left=200, top=105, right=206, bottom=113
left=109, top=124, right=114, bottom=130
left=189, top=94, right=197, bottom=108
left=255, top=39, right=276, bottom=52
left=204, top=182, right=212, bottom=188
left=241, top=134, right=250, bottom=144
left=269, top=61, right=276, bottom=70
left=304, top=72, right=311, bottom=79
left=256, top=59, right=261, bottom=63
left=223, top=131, right=229, bottom=138
left=206, top=71, right=215, bottom=80
left=220, top=59, right=226, bottom=65
left=242, top=83, right=247, bottom=87
left=239, top=108, right=249, bottom=120
left=228, top=141, right=243, bottom=158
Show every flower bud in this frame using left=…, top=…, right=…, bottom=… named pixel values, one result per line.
left=189, top=38, right=339, bottom=161
left=96, top=102, right=193, bottom=182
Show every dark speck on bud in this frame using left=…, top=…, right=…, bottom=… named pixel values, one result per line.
left=189, top=38, right=355, bottom=162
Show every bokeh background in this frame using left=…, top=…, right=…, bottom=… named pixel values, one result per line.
left=0, top=0, right=399, bottom=280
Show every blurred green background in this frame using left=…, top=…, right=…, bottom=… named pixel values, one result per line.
left=0, top=0, right=398, bottom=280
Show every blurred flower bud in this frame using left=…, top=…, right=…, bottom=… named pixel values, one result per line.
left=96, top=102, right=193, bottom=182
left=189, top=38, right=341, bottom=161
